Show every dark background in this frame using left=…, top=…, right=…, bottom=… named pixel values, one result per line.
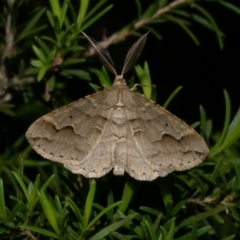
left=85, top=0, right=240, bottom=130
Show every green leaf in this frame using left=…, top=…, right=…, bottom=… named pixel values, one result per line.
left=230, top=206, right=240, bottom=221
left=16, top=7, right=47, bottom=42
left=140, top=206, right=160, bottom=216
left=159, top=0, right=169, bottom=7
left=177, top=205, right=229, bottom=229
left=0, top=179, right=7, bottom=223
left=92, top=66, right=112, bottom=88
left=20, top=225, right=59, bottom=239
left=163, top=86, right=182, bottom=109
left=118, top=180, right=138, bottom=213
left=66, top=45, right=85, bottom=52
left=159, top=226, right=167, bottom=240
left=188, top=171, right=206, bottom=197
left=194, top=4, right=224, bottom=49
left=47, top=75, right=56, bottom=92
left=140, top=219, right=149, bottom=239
left=59, top=0, right=69, bottom=28
left=163, top=14, right=191, bottom=26
left=81, top=4, right=113, bottom=31
left=89, top=83, right=100, bottom=92
left=106, top=191, right=114, bottom=221
left=142, top=3, right=158, bottom=18
left=11, top=171, right=31, bottom=204
left=54, top=195, right=62, bottom=213
left=0, top=103, right=15, bottom=116
left=210, top=89, right=231, bottom=157
left=151, top=29, right=162, bottom=40
left=157, top=177, right=173, bottom=215
left=192, top=14, right=215, bottom=31
left=47, top=49, right=57, bottom=62
left=134, top=0, right=142, bottom=18
left=199, top=105, right=212, bottom=142
left=9, top=201, right=23, bottom=221
left=60, top=69, right=91, bottom=80
left=135, top=62, right=153, bottom=100
left=191, top=218, right=197, bottom=240
left=37, top=65, right=50, bottom=81
left=111, top=231, right=138, bottom=239
left=219, top=107, right=240, bottom=150
left=29, top=174, right=41, bottom=205
left=31, top=59, right=44, bottom=68
left=66, top=198, right=84, bottom=230
left=41, top=36, right=57, bottom=45
left=39, top=174, right=55, bottom=192
left=77, top=0, right=89, bottom=28
left=46, top=10, right=55, bottom=27
left=49, top=0, right=61, bottom=22
left=63, top=58, right=85, bottom=66
left=83, top=0, right=108, bottom=22
left=170, top=197, right=189, bottom=216
left=231, top=162, right=240, bottom=189
left=175, top=226, right=211, bottom=240
left=143, top=218, right=157, bottom=240
left=132, top=222, right=144, bottom=238
left=38, top=191, right=60, bottom=236
left=220, top=2, right=240, bottom=15
left=88, top=201, right=122, bottom=229
left=32, top=45, right=47, bottom=63
left=67, top=1, right=77, bottom=21
left=164, top=14, right=199, bottom=45
left=221, top=235, right=236, bottom=240
left=177, top=21, right=200, bottom=45
left=89, top=212, right=138, bottom=240
left=166, top=218, right=175, bottom=240
left=84, top=179, right=96, bottom=227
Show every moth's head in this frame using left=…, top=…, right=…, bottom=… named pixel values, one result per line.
left=113, top=76, right=126, bottom=86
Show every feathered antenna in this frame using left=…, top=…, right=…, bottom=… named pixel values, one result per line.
left=82, top=31, right=149, bottom=78
left=121, top=31, right=149, bottom=76
left=82, top=32, right=117, bottom=76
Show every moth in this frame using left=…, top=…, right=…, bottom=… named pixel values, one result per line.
left=26, top=32, right=209, bottom=181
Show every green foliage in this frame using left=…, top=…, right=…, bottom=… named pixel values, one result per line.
left=29, top=0, right=113, bottom=82
left=1, top=0, right=240, bottom=239
left=135, top=62, right=156, bottom=101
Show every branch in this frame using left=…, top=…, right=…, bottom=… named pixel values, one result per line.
left=134, top=0, right=188, bottom=29
left=20, top=230, right=38, bottom=240
left=0, top=65, right=11, bottom=103
left=2, top=0, right=17, bottom=62
left=84, top=0, right=191, bottom=57
left=0, top=0, right=17, bottom=103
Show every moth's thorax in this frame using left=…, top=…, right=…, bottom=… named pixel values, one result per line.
left=108, top=77, right=129, bottom=125
left=112, top=76, right=127, bottom=86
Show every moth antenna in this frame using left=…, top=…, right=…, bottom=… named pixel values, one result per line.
left=121, top=31, right=149, bottom=76
left=82, top=32, right=117, bottom=77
